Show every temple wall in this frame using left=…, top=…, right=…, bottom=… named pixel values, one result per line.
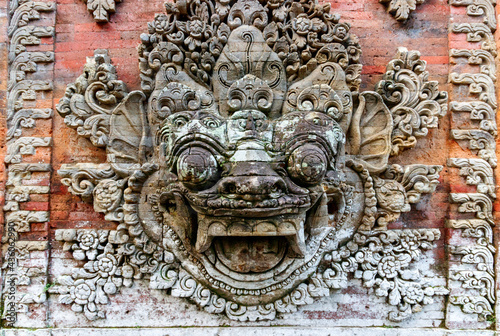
left=1, top=0, right=499, bottom=334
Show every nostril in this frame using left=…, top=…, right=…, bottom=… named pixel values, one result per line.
left=227, top=183, right=237, bottom=194
left=220, top=180, right=238, bottom=194
left=269, top=179, right=286, bottom=195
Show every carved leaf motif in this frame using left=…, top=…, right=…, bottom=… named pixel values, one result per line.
left=213, top=25, right=287, bottom=118
left=345, top=64, right=363, bottom=92
left=450, top=296, right=494, bottom=320
left=150, top=264, right=178, bottom=289
left=282, top=62, right=351, bottom=127
left=383, top=164, right=443, bottom=204
left=85, top=0, right=118, bottom=22
left=56, top=50, right=127, bottom=148
left=108, top=91, right=151, bottom=172
left=380, top=0, right=425, bottom=21
left=375, top=48, right=447, bottom=156
left=389, top=287, right=402, bottom=305
left=263, top=21, right=279, bottom=46
left=58, top=163, right=118, bottom=203
left=389, top=0, right=415, bottom=20
left=59, top=294, right=73, bottom=305
left=348, top=91, right=393, bottom=173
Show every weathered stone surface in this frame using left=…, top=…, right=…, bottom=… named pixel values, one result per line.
left=2, top=327, right=498, bottom=336
left=0, top=0, right=498, bottom=333
left=50, top=0, right=449, bottom=324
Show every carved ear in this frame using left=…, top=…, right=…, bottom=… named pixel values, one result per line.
left=348, top=91, right=392, bottom=173
left=107, top=91, right=151, bottom=174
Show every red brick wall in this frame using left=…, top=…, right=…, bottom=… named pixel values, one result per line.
left=3, top=0, right=498, bottom=330
left=48, top=0, right=453, bottom=327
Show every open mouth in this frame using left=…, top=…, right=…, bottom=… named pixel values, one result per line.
left=183, top=190, right=314, bottom=257
left=157, top=181, right=322, bottom=259
left=195, top=212, right=307, bottom=257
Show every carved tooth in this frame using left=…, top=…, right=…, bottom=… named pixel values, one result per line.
left=285, top=221, right=306, bottom=257
left=253, top=222, right=277, bottom=235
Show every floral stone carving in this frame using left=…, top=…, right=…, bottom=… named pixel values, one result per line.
left=82, top=0, right=122, bottom=22
left=379, top=0, right=426, bottom=21
left=54, top=0, right=448, bottom=322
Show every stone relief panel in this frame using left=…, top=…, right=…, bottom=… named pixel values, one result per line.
left=0, top=0, right=497, bottom=332
left=447, top=0, right=498, bottom=328
left=1, top=0, right=55, bottom=328
left=49, top=0, right=452, bottom=323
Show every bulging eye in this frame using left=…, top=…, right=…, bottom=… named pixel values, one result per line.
left=287, top=144, right=327, bottom=186
left=177, top=147, right=219, bottom=190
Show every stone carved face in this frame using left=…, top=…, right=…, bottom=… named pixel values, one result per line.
left=57, top=0, right=447, bottom=321
left=140, top=25, right=355, bottom=292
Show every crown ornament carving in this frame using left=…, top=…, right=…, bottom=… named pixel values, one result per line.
left=54, top=0, right=449, bottom=322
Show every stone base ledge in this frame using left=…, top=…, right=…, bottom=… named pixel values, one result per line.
left=1, top=328, right=496, bottom=336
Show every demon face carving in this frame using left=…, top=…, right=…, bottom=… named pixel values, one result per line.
left=134, top=23, right=358, bottom=296
left=150, top=25, right=347, bottom=267
left=56, top=0, right=448, bottom=322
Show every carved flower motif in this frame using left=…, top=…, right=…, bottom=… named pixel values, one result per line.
left=377, top=256, right=400, bottom=278
left=72, top=230, right=109, bottom=261
left=70, top=279, right=96, bottom=305
left=399, top=234, right=420, bottom=253
left=87, top=253, right=118, bottom=278
left=77, top=231, right=99, bottom=251
left=290, top=14, right=325, bottom=50
left=185, top=16, right=209, bottom=51
left=94, top=179, right=121, bottom=212
left=293, top=14, right=312, bottom=35
left=403, top=284, right=425, bottom=304
left=152, top=14, right=170, bottom=34
left=190, top=19, right=205, bottom=37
